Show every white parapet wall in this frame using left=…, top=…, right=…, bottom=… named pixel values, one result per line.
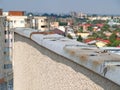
left=14, top=27, right=120, bottom=85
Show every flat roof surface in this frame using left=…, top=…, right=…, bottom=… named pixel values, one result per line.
left=14, top=27, right=120, bottom=85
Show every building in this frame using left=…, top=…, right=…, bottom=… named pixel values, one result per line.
left=2, top=12, right=9, bottom=17
left=0, top=16, right=13, bottom=90
left=4, top=15, right=48, bottom=31
left=33, top=16, right=48, bottom=31
left=50, top=22, right=59, bottom=30
left=6, top=15, right=48, bottom=31
left=0, top=16, right=6, bottom=90
left=0, top=9, right=2, bottom=16
left=8, top=11, right=25, bottom=16
left=88, top=16, right=111, bottom=21
left=77, top=32, right=90, bottom=39
left=7, top=16, right=28, bottom=28
left=70, top=11, right=87, bottom=18
left=1, top=10, right=48, bottom=31
left=13, top=28, right=120, bottom=90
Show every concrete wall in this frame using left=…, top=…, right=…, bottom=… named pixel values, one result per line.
left=13, top=33, right=120, bottom=90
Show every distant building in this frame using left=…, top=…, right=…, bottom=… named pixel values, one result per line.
left=50, top=22, right=59, bottom=30
left=65, top=26, right=76, bottom=39
left=8, top=11, right=25, bottom=16
left=1, top=10, right=48, bottom=31
left=108, top=19, right=120, bottom=26
left=70, top=12, right=87, bottom=18
left=0, top=9, right=3, bottom=16
left=7, top=16, right=28, bottom=28
left=77, top=32, right=90, bottom=39
left=76, top=12, right=87, bottom=18
left=88, top=16, right=111, bottom=21
left=96, top=41, right=107, bottom=47
left=34, top=16, right=48, bottom=31
left=4, top=15, right=48, bottom=31
left=2, top=12, right=9, bottom=16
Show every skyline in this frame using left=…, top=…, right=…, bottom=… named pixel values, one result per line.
left=0, top=0, right=120, bottom=15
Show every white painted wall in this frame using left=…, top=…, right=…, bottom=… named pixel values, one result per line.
left=7, top=16, right=27, bottom=28
left=34, top=16, right=48, bottom=31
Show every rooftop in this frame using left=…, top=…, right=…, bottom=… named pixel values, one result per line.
left=14, top=27, right=120, bottom=85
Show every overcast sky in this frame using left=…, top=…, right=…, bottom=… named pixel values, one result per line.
left=0, top=0, right=120, bottom=15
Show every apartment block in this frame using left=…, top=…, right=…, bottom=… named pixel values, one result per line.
left=0, top=16, right=6, bottom=90
left=0, top=16, right=13, bottom=90
left=7, top=16, right=28, bottom=28
left=4, top=15, right=48, bottom=31
left=33, top=16, right=48, bottom=31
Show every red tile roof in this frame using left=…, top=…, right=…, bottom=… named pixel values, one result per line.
left=96, top=38, right=110, bottom=44
left=95, top=24, right=104, bottom=27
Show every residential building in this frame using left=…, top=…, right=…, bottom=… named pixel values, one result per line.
left=0, top=16, right=6, bottom=90
left=70, top=12, right=87, bottom=18
left=88, top=16, right=111, bottom=21
left=77, top=32, right=90, bottom=39
left=50, top=22, right=59, bottom=30
left=2, top=12, right=9, bottom=17
left=65, top=26, right=76, bottom=39
left=34, top=16, right=48, bottom=31
left=4, top=14, right=48, bottom=31
left=0, top=16, right=13, bottom=90
left=7, top=16, right=28, bottom=28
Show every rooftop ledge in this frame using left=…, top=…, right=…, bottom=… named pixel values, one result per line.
left=14, top=27, right=120, bottom=85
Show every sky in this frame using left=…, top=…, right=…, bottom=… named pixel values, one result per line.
left=0, top=0, right=120, bottom=15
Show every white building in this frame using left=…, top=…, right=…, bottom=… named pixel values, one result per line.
left=6, top=16, right=27, bottom=28
left=6, top=16, right=48, bottom=31
left=34, top=16, right=48, bottom=31
left=2, top=12, right=9, bottom=17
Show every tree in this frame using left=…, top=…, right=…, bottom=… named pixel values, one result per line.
left=88, top=26, right=93, bottom=32
left=92, top=20, right=106, bottom=24
left=97, top=31, right=107, bottom=39
left=59, top=22, right=67, bottom=26
left=78, top=26, right=83, bottom=32
left=109, top=33, right=117, bottom=43
left=67, top=34, right=73, bottom=39
left=110, top=40, right=120, bottom=47
left=92, top=32, right=98, bottom=39
left=115, top=28, right=120, bottom=32
left=101, top=24, right=110, bottom=31
left=77, top=35, right=83, bottom=42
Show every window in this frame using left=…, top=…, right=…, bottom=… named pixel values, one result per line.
left=11, top=39, right=13, bottom=42
left=4, top=64, right=12, bottom=69
left=5, top=39, right=7, bottom=43
left=4, top=31, right=7, bottom=34
left=4, top=48, right=9, bottom=52
left=41, top=25, right=47, bottom=28
left=4, top=51, right=6, bottom=55
left=8, top=31, right=10, bottom=34
left=20, top=20, right=24, bottom=23
left=5, top=56, right=11, bottom=61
